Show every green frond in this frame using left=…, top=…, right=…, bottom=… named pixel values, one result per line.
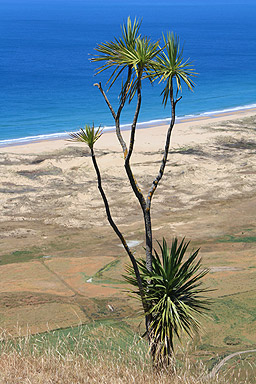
left=124, top=237, right=211, bottom=362
left=69, top=124, right=103, bottom=149
left=151, top=32, right=197, bottom=106
left=91, top=16, right=141, bottom=88
left=91, top=17, right=161, bottom=101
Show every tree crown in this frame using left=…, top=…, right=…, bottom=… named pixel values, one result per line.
left=69, top=124, right=103, bottom=149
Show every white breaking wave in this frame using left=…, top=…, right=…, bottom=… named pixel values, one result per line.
left=0, top=131, right=70, bottom=147
left=1, top=103, right=255, bottom=147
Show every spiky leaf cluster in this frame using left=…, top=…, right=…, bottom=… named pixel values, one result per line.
left=92, top=17, right=162, bottom=101
left=153, top=32, right=197, bottom=106
left=92, top=19, right=196, bottom=106
left=124, top=237, right=210, bottom=361
left=91, top=17, right=141, bottom=92
left=69, top=124, right=103, bottom=149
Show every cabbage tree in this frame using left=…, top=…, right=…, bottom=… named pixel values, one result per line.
left=70, top=18, right=209, bottom=364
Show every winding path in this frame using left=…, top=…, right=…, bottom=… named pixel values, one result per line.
left=209, top=349, right=256, bottom=378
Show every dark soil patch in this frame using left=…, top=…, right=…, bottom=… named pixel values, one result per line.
left=17, top=167, right=62, bottom=179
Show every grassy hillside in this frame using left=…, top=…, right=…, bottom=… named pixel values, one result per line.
left=0, top=321, right=255, bottom=383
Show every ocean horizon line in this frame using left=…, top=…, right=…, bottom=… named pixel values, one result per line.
left=1, top=102, right=256, bottom=148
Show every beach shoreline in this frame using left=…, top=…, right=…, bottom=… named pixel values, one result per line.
left=1, top=106, right=256, bottom=154
left=0, top=108, right=255, bottom=231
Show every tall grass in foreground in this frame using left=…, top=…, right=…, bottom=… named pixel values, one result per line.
left=0, top=327, right=253, bottom=384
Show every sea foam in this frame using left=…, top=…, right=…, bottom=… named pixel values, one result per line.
left=1, top=103, right=255, bottom=148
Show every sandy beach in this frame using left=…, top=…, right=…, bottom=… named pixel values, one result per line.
left=1, top=108, right=255, bottom=233
left=0, top=108, right=255, bottom=338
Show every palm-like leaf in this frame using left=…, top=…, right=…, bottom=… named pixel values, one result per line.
left=124, top=237, right=210, bottom=363
left=124, top=36, right=162, bottom=102
left=152, top=32, right=196, bottom=106
left=92, top=17, right=141, bottom=88
left=92, top=17, right=161, bottom=101
left=69, top=124, right=103, bottom=149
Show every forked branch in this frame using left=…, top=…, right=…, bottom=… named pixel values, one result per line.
left=124, top=79, right=153, bottom=272
left=94, top=66, right=133, bottom=158
left=94, top=82, right=116, bottom=120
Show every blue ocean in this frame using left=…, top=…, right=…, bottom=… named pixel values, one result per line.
left=0, top=0, right=255, bottom=145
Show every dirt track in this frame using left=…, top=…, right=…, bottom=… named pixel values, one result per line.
left=210, top=349, right=256, bottom=377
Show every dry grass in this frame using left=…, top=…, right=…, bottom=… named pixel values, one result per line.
left=0, top=327, right=253, bottom=384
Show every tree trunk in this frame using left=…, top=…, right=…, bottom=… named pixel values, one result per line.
left=90, top=147, right=148, bottom=318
